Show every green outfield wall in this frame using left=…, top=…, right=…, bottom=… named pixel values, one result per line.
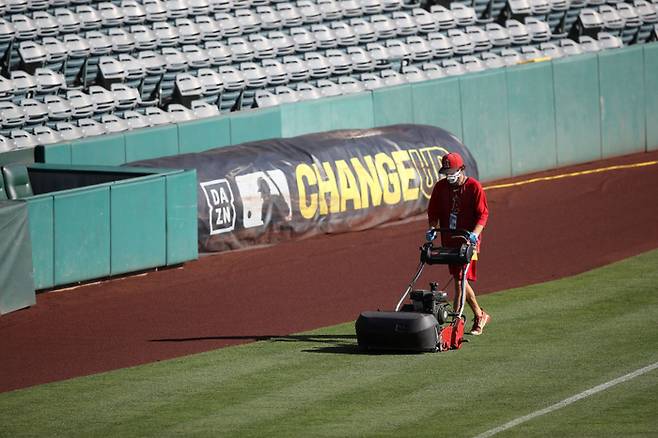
left=23, top=166, right=197, bottom=290
left=20, top=42, right=658, bottom=181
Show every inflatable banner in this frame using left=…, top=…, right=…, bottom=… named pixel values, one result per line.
left=130, top=124, right=478, bottom=252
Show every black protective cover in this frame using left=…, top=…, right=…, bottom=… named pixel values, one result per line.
left=355, top=311, right=440, bottom=352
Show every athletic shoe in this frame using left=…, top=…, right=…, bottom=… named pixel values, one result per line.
left=470, top=310, right=491, bottom=335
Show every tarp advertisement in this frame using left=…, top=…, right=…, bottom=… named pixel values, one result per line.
left=130, top=124, right=478, bottom=252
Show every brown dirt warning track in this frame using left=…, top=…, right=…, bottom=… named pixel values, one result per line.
left=1, top=150, right=658, bottom=393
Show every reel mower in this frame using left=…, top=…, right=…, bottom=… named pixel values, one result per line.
left=355, top=228, right=475, bottom=353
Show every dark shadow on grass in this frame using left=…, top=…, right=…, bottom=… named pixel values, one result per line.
left=150, top=334, right=432, bottom=356
left=149, top=334, right=357, bottom=344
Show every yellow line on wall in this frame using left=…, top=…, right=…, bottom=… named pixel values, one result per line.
left=483, top=160, right=658, bottom=191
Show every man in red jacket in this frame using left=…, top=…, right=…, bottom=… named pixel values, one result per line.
left=427, top=152, right=491, bottom=335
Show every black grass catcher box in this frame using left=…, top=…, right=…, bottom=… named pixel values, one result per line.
left=355, top=311, right=440, bottom=353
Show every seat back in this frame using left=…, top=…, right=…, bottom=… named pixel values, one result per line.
left=2, top=164, right=34, bottom=199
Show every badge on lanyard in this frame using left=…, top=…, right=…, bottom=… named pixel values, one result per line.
left=449, top=187, right=460, bottom=230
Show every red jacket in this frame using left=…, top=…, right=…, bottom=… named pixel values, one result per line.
left=427, top=177, right=489, bottom=247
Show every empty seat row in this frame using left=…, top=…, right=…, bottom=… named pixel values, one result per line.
left=0, top=99, right=219, bottom=151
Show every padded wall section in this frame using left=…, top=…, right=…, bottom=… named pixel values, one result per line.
left=26, top=195, right=54, bottom=290
left=178, top=116, right=231, bottom=154
left=280, top=92, right=374, bottom=137
left=598, top=46, right=646, bottom=156
left=110, top=177, right=167, bottom=275
left=165, top=170, right=198, bottom=265
left=459, top=70, right=512, bottom=180
left=372, top=84, right=414, bottom=127
left=230, top=107, right=282, bottom=144
left=0, top=201, right=36, bottom=314
left=35, top=143, right=71, bottom=165
left=552, top=54, right=602, bottom=165
left=53, top=186, right=111, bottom=285
left=411, top=77, right=464, bottom=141
left=506, top=62, right=557, bottom=175
left=71, top=134, right=126, bottom=166
left=125, top=125, right=180, bottom=162
left=644, top=43, right=658, bottom=151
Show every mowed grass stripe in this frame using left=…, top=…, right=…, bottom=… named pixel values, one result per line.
left=0, top=250, right=657, bottom=438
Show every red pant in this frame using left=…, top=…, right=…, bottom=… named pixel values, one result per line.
left=449, top=258, right=477, bottom=282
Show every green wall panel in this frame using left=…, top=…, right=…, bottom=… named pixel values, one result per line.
left=53, top=186, right=111, bottom=285
left=35, top=143, right=71, bottom=165
left=124, top=125, right=180, bottom=163
left=411, top=77, right=463, bottom=140
left=230, top=107, right=282, bottom=144
left=110, top=177, right=167, bottom=275
left=553, top=54, right=602, bottom=165
left=280, top=93, right=374, bottom=137
left=329, top=92, right=375, bottom=130
left=598, top=46, right=646, bottom=157
left=26, top=195, right=54, bottom=290
left=70, top=134, right=126, bottom=166
left=165, top=170, right=198, bottom=265
left=506, top=62, right=557, bottom=175
left=280, top=99, right=335, bottom=136
left=644, top=43, right=658, bottom=151
left=372, top=84, right=414, bottom=127
left=459, top=70, right=511, bottom=181
left=178, top=116, right=231, bottom=154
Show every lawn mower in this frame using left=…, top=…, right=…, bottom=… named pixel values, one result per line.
left=355, top=228, right=474, bottom=352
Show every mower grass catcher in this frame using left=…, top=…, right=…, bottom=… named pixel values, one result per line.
left=355, top=229, right=474, bottom=353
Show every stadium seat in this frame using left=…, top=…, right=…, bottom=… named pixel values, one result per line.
left=291, top=26, right=318, bottom=52
left=420, top=61, right=445, bottom=78
left=427, top=31, right=454, bottom=58
left=318, top=0, right=343, bottom=21
left=506, top=19, right=532, bottom=45
left=337, top=75, right=366, bottom=93
left=525, top=17, right=552, bottom=42
left=430, top=5, right=457, bottom=30
left=20, top=98, right=49, bottom=126
left=401, top=64, right=427, bottom=82
left=248, top=33, right=277, bottom=58
left=298, top=0, right=323, bottom=23
left=33, top=125, right=63, bottom=145
left=451, top=3, right=477, bottom=27
left=392, top=11, right=418, bottom=36
left=295, top=81, right=322, bottom=99
left=329, top=21, right=359, bottom=46
left=316, top=78, right=342, bottom=96
left=465, top=25, right=493, bottom=51
left=480, top=50, right=506, bottom=68
left=273, top=85, right=300, bottom=103
left=312, top=24, right=339, bottom=48
left=370, top=14, right=399, bottom=39
left=441, top=59, right=466, bottom=76
left=350, top=18, right=379, bottom=42
left=77, top=117, right=107, bottom=137
left=346, top=45, right=376, bottom=72
left=616, top=3, right=642, bottom=45
left=406, top=35, right=433, bottom=61
left=448, top=28, right=475, bottom=56
left=2, top=164, right=33, bottom=199
left=8, top=129, right=38, bottom=149
left=411, top=8, right=438, bottom=35
left=598, top=5, right=625, bottom=37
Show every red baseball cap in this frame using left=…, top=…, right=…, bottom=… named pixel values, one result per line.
left=439, top=152, right=465, bottom=174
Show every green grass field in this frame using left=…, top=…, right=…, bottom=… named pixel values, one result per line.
left=1, top=250, right=657, bottom=437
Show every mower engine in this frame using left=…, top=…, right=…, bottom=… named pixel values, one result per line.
left=403, top=282, right=450, bottom=325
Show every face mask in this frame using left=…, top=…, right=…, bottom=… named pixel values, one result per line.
left=446, top=169, right=462, bottom=185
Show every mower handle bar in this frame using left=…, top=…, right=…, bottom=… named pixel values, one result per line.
left=428, top=228, right=471, bottom=241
